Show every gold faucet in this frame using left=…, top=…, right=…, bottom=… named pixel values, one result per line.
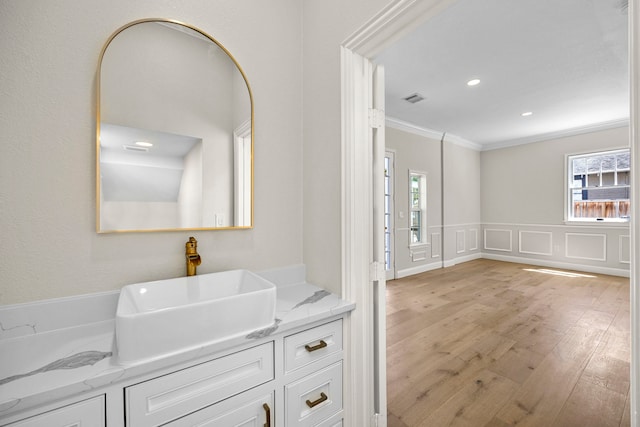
left=185, top=236, right=202, bottom=276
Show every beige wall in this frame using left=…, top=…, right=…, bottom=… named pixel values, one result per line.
left=481, top=126, right=630, bottom=225
left=385, top=126, right=483, bottom=276
left=386, top=127, right=443, bottom=273
left=301, top=0, right=394, bottom=293
left=0, top=0, right=304, bottom=304
left=480, top=126, right=630, bottom=275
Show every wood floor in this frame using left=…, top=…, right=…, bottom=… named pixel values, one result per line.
left=386, top=259, right=630, bottom=427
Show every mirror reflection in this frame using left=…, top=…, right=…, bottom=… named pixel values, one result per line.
left=97, top=19, right=253, bottom=232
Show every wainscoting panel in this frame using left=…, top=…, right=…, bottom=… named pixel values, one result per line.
left=484, top=229, right=512, bottom=252
left=565, top=233, right=607, bottom=261
left=519, top=230, right=553, bottom=256
left=411, top=249, right=427, bottom=262
left=468, top=229, right=478, bottom=251
left=481, top=223, right=629, bottom=277
left=620, top=235, right=630, bottom=264
left=456, top=230, right=466, bottom=254
left=431, top=233, right=441, bottom=258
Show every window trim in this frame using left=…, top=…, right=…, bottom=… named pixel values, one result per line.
left=564, top=147, right=630, bottom=225
left=408, top=170, right=427, bottom=246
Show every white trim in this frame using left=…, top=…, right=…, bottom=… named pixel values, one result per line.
left=565, top=232, right=607, bottom=261
left=388, top=115, right=628, bottom=155
left=630, top=1, right=639, bottom=423
left=396, top=261, right=443, bottom=278
left=518, top=230, right=553, bottom=256
left=410, top=249, right=428, bottom=262
left=431, top=232, right=441, bottom=258
left=342, top=0, right=457, bottom=57
left=482, top=253, right=629, bottom=278
left=481, top=119, right=630, bottom=151
left=468, top=229, right=479, bottom=251
left=483, top=221, right=630, bottom=229
left=621, top=235, right=631, bottom=264
left=340, top=47, right=375, bottom=427
left=443, top=252, right=483, bottom=268
left=386, top=116, right=482, bottom=151
left=484, top=228, right=513, bottom=252
left=443, top=222, right=483, bottom=229
left=456, top=230, right=466, bottom=254
left=401, top=253, right=630, bottom=279
left=564, top=219, right=630, bottom=227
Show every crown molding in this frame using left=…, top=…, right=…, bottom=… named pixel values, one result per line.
left=481, top=118, right=630, bottom=151
left=385, top=116, right=482, bottom=151
left=386, top=116, right=630, bottom=152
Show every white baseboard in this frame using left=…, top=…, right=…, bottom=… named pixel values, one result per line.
left=395, top=252, right=628, bottom=279
left=396, top=261, right=442, bottom=279
left=395, top=253, right=483, bottom=278
left=482, top=253, right=630, bottom=278
left=443, top=253, right=482, bottom=268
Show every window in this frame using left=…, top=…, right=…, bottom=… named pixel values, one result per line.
left=409, top=171, right=427, bottom=244
left=567, top=148, right=630, bottom=222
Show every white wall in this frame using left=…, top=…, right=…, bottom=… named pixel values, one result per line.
left=386, top=126, right=482, bottom=277
left=386, top=127, right=442, bottom=275
left=302, top=0, right=393, bottom=294
left=481, top=126, right=630, bottom=275
left=0, top=0, right=303, bottom=304
left=443, top=140, right=482, bottom=266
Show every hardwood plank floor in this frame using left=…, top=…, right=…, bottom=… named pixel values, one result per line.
left=386, top=259, right=630, bottom=427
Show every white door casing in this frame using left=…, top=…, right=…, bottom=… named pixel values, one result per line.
left=372, top=64, right=387, bottom=424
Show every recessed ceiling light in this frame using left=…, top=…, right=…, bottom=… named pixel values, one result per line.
left=467, top=79, right=481, bottom=86
left=135, top=141, right=153, bottom=147
left=521, top=111, right=533, bottom=117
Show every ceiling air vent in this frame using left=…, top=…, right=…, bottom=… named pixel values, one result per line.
left=403, top=93, right=425, bottom=104
left=123, top=145, right=149, bottom=152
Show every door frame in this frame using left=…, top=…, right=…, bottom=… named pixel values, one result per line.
left=385, top=149, right=396, bottom=280
left=341, top=0, right=640, bottom=425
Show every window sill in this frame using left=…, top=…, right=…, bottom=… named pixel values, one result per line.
left=409, top=243, right=430, bottom=249
left=564, top=219, right=629, bottom=227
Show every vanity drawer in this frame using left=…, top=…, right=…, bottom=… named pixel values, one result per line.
left=125, top=342, right=274, bottom=427
left=284, top=319, right=342, bottom=373
left=285, top=361, right=342, bottom=426
left=166, top=389, right=274, bottom=427
left=6, top=395, right=105, bottom=427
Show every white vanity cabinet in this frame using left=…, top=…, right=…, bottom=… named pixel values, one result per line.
left=0, top=275, right=354, bottom=427
left=124, top=343, right=274, bottom=426
left=0, top=315, right=349, bottom=427
left=283, top=319, right=344, bottom=426
left=5, top=396, right=105, bottom=427
left=123, top=319, right=344, bottom=427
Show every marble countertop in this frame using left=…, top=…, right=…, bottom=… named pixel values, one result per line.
left=0, top=266, right=354, bottom=420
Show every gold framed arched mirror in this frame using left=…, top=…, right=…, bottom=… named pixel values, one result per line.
left=96, top=19, right=253, bottom=233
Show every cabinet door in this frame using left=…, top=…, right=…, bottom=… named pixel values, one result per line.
left=167, top=390, right=274, bottom=427
left=6, top=396, right=105, bottom=427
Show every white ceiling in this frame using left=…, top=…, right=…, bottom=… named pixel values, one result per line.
left=374, top=0, right=629, bottom=150
left=99, top=123, right=201, bottom=202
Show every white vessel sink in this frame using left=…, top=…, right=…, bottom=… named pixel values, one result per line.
left=115, top=269, right=277, bottom=363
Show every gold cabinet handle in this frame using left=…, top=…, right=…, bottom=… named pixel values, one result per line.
left=263, top=403, right=271, bottom=427
left=304, top=340, right=327, bottom=352
left=306, top=392, right=328, bottom=408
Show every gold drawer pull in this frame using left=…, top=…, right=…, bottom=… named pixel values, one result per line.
left=305, top=340, right=327, bottom=352
left=263, top=403, right=271, bottom=427
left=306, top=392, right=328, bottom=408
